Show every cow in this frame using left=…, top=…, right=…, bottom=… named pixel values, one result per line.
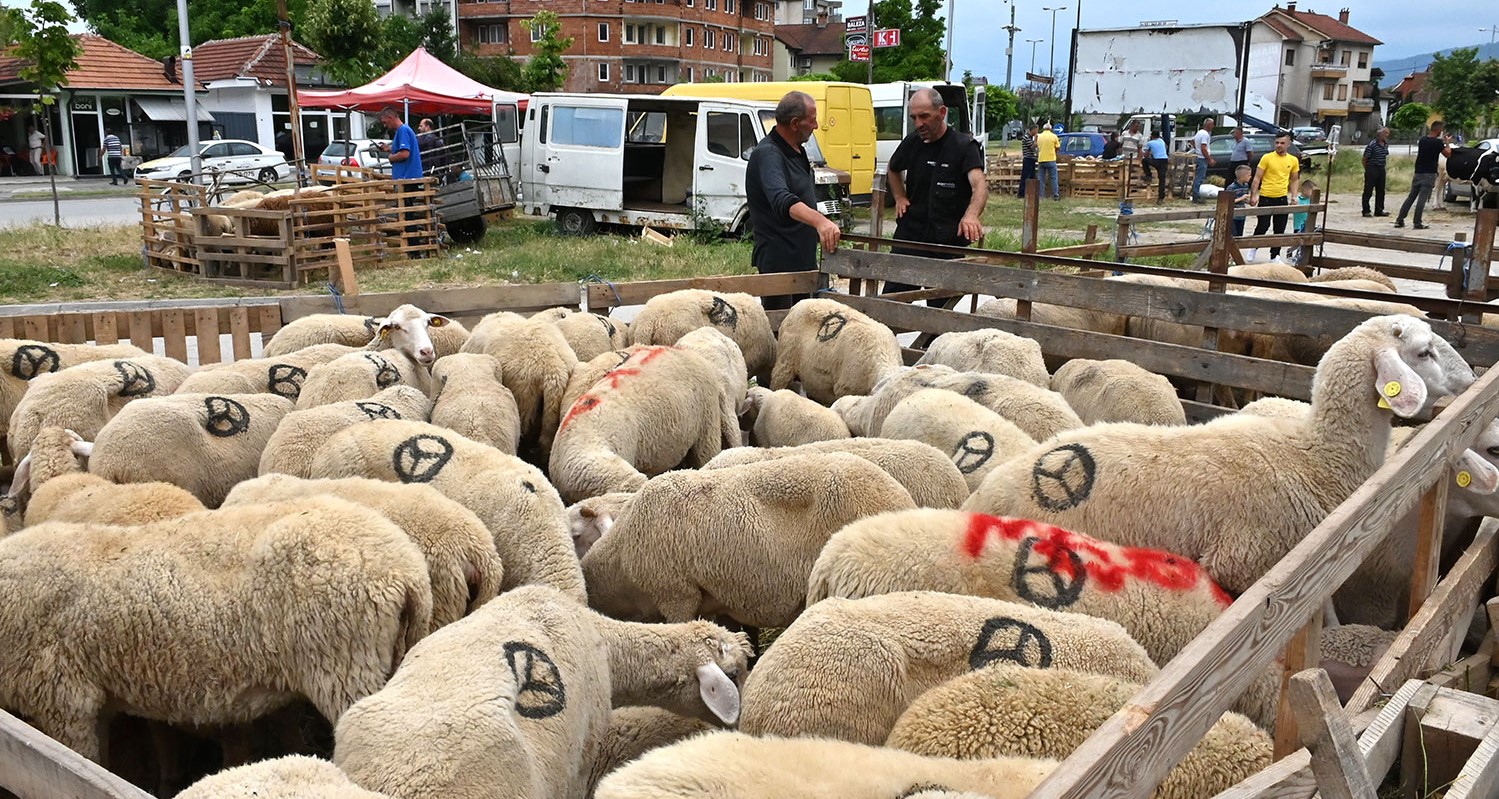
left=1446, top=146, right=1499, bottom=211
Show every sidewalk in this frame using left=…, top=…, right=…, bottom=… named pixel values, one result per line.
left=0, top=176, right=139, bottom=201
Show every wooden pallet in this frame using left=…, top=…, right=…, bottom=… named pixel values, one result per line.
left=137, top=180, right=207, bottom=274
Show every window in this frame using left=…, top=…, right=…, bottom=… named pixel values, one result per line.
left=478, top=24, right=507, bottom=44
left=599, top=63, right=610, bottom=81
left=705, top=0, right=716, bottom=9
left=539, top=105, right=548, bottom=143
left=531, top=24, right=543, bottom=42
left=706, top=67, right=717, bottom=78
left=625, top=64, right=637, bottom=82
left=685, top=66, right=694, bottom=81
left=1323, top=82, right=1335, bottom=100
left=1284, top=48, right=1295, bottom=66
left=598, top=22, right=608, bottom=41
left=625, top=24, right=636, bottom=43
left=723, top=34, right=733, bottom=52
left=1357, top=50, right=1368, bottom=69
left=1337, top=83, right=1348, bottom=100
left=229, top=142, right=259, bottom=157
left=706, top=111, right=741, bottom=157
left=656, top=65, right=666, bottom=82
left=551, top=105, right=623, bottom=147
left=685, top=26, right=694, bottom=46
left=687, top=0, right=694, bottom=6
left=705, top=29, right=715, bottom=49
left=753, top=36, right=766, bottom=55
left=875, top=106, right=904, bottom=140
left=726, top=0, right=735, bottom=12
left=495, top=104, right=520, bottom=144
left=655, top=25, right=665, bottom=44
left=1339, top=49, right=1351, bottom=66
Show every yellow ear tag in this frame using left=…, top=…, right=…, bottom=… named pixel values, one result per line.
left=1384, top=381, right=1402, bottom=397
left=1377, top=396, right=1392, bottom=410
left=1458, top=471, right=1474, bottom=488
left=379, top=327, right=391, bottom=340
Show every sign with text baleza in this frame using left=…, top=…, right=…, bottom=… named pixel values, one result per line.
left=849, top=43, right=871, bottom=62
left=846, top=15, right=868, bottom=33
left=873, top=28, right=901, bottom=48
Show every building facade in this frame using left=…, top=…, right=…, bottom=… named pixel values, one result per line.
left=772, top=20, right=846, bottom=79
left=456, top=0, right=777, bottom=93
left=774, top=0, right=841, bottom=26
left=1246, top=3, right=1381, bottom=132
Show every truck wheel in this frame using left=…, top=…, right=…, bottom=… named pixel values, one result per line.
left=447, top=216, right=487, bottom=244
left=556, top=208, right=597, bottom=236
left=734, top=214, right=754, bottom=239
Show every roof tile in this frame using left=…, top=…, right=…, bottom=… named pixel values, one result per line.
left=774, top=23, right=847, bottom=57
left=0, top=34, right=188, bottom=91
left=192, top=34, right=321, bottom=85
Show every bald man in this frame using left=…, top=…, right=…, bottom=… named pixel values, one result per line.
left=884, top=87, right=987, bottom=294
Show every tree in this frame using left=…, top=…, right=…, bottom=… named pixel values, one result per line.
left=1429, top=47, right=1486, bottom=135
left=1390, top=101, right=1431, bottom=134
left=453, top=50, right=526, bottom=92
left=420, top=6, right=458, bottom=65
left=7, top=0, right=81, bottom=226
left=790, top=71, right=840, bottom=82
left=301, top=0, right=382, bottom=85
left=375, top=12, right=423, bottom=69
left=828, top=0, right=945, bottom=83
left=520, top=11, right=571, bottom=92
left=985, top=86, right=1018, bottom=137
left=71, top=0, right=308, bottom=59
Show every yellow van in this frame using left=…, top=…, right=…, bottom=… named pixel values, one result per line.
left=661, top=81, right=877, bottom=202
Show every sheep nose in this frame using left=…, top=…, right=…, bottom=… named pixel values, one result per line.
left=418, top=347, right=435, bottom=364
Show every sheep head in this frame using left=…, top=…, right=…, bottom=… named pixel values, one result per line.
left=372, top=304, right=451, bottom=367
left=677, top=620, right=754, bottom=726
left=1370, top=316, right=1472, bottom=417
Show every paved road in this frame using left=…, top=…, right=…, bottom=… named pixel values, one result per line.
left=0, top=195, right=141, bottom=228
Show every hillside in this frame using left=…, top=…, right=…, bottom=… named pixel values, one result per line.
left=1375, top=41, right=1499, bottom=77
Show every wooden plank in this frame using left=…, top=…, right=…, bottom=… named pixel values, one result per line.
left=21, top=316, right=49, bottom=342
left=91, top=313, right=118, bottom=345
left=194, top=308, right=222, bottom=365
left=1274, top=614, right=1323, bottom=759
left=161, top=309, right=188, bottom=363
left=584, top=272, right=820, bottom=309
left=0, top=317, right=13, bottom=339
left=56, top=314, right=86, bottom=344
left=1402, top=688, right=1499, bottom=798
left=280, top=283, right=584, bottom=322
left=0, top=707, right=154, bottom=799
left=127, top=312, right=153, bottom=353
left=1445, top=715, right=1499, bottom=799
left=1025, top=364, right=1499, bottom=799
left=1289, top=669, right=1377, bottom=799
left=1323, top=228, right=1455, bottom=256
left=1312, top=255, right=1498, bottom=292
left=229, top=308, right=252, bottom=362
left=1409, top=475, right=1451, bottom=621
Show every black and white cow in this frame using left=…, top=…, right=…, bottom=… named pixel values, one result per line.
left=1447, top=146, right=1499, bottom=211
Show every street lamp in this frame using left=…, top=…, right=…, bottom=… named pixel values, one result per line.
left=1481, top=25, right=1498, bottom=44
left=1027, top=37, right=1044, bottom=76
left=1043, top=5, right=1067, bottom=84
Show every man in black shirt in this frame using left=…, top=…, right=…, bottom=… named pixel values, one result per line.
left=883, top=87, right=988, bottom=294
left=746, top=90, right=842, bottom=311
left=1395, top=120, right=1452, bottom=230
left=1361, top=126, right=1390, bottom=217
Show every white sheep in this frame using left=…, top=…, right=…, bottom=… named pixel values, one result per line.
left=224, top=474, right=503, bottom=633
left=1049, top=358, right=1186, bottom=426
left=428, top=352, right=521, bottom=455
left=877, top=389, right=1036, bottom=493
left=6, top=353, right=191, bottom=461
left=884, top=665, right=1271, bottom=799
left=556, top=311, right=631, bottom=362
left=0, top=495, right=431, bottom=763
left=176, top=343, right=355, bottom=399
left=1228, top=262, right=1308, bottom=282
left=460, top=311, right=579, bottom=454
left=263, top=308, right=469, bottom=359
left=0, top=339, right=147, bottom=457
left=1320, top=624, right=1399, bottom=702
left=566, top=490, right=635, bottom=558
left=295, top=348, right=432, bottom=408
left=629, top=289, right=776, bottom=382
left=740, top=386, right=851, bottom=447
left=588, top=707, right=715, bottom=796
left=176, top=755, right=393, bottom=799
left=705, top=437, right=970, bottom=510
left=549, top=342, right=741, bottom=503
left=770, top=298, right=904, bottom=404
left=836, top=365, right=1084, bottom=442
left=916, top=329, right=1049, bottom=389
left=258, top=385, right=432, bottom=478
left=1309, top=266, right=1398, bottom=292
left=975, top=297, right=1127, bottom=337
left=559, top=347, right=636, bottom=429
left=583, top=453, right=916, bottom=628
left=963, top=315, right=1475, bottom=595
left=594, top=730, right=1057, bottom=799
left=332, top=584, right=752, bottom=799
left=90, top=392, right=295, bottom=508
left=739, top=591, right=1159, bottom=744
left=307, top=418, right=586, bottom=602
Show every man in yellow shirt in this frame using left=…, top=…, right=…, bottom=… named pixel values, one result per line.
left=1036, top=120, right=1061, bottom=201
left=1248, top=131, right=1300, bottom=263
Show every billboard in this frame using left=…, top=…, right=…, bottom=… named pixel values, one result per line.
left=1072, top=23, right=1249, bottom=116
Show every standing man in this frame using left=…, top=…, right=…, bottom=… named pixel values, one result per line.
left=746, top=90, right=840, bottom=311
left=1228, top=126, right=1252, bottom=177
left=377, top=107, right=425, bottom=245
left=1361, top=126, right=1390, bottom=218
left=1145, top=130, right=1169, bottom=204
left=417, top=118, right=441, bottom=171
left=1395, top=121, right=1451, bottom=230
left=100, top=128, right=126, bottom=186
left=1120, top=121, right=1143, bottom=184
left=882, top=87, right=988, bottom=294
left=1017, top=122, right=1038, bottom=198
left=1248, top=131, right=1300, bottom=263
left=1191, top=117, right=1216, bottom=203
left=26, top=124, right=46, bottom=175
left=1036, top=120, right=1060, bottom=201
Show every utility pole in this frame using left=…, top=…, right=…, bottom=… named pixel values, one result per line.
left=277, top=0, right=306, bottom=188
left=1027, top=37, right=1042, bottom=76
left=176, top=0, right=202, bottom=179
left=1481, top=25, right=1498, bottom=45
left=866, top=3, right=875, bottom=84
left=1003, top=2, right=1019, bottom=91
left=942, top=0, right=954, bottom=82
left=1043, top=5, right=1066, bottom=91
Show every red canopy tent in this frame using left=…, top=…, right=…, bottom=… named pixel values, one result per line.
left=299, top=47, right=528, bottom=115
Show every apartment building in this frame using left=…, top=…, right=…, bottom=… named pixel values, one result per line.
left=1246, top=2, right=1381, bottom=131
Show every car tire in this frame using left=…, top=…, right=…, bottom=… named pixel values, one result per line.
left=446, top=215, right=487, bottom=244
left=556, top=208, right=597, bottom=236
left=257, top=167, right=278, bottom=184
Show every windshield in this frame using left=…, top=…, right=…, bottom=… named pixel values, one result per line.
left=756, top=110, right=828, bottom=165
left=167, top=143, right=204, bottom=159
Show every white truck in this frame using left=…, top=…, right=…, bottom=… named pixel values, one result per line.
left=869, top=81, right=987, bottom=172
left=519, top=93, right=850, bottom=236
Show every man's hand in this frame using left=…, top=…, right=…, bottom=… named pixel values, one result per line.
left=894, top=196, right=910, bottom=218
left=1249, top=193, right=1259, bottom=207
left=1208, top=157, right=1216, bottom=166
left=959, top=213, right=984, bottom=242
left=815, top=217, right=841, bottom=253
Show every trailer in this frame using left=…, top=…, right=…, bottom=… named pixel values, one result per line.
left=416, top=118, right=519, bottom=244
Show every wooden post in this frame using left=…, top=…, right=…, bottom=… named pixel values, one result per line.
left=869, top=169, right=887, bottom=244
left=1115, top=213, right=1131, bottom=264
left=1474, top=209, right=1497, bottom=303
left=1409, top=473, right=1451, bottom=622
left=1448, top=231, right=1472, bottom=307
left=1016, top=179, right=1039, bottom=321
left=1274, top=610, right=1325, bottom=759
left=1290, top=669, right=1379, bottom=799
left=1193, top=190, right=1235, bottom=405
left=1082, top=224, right=1099, bottom=260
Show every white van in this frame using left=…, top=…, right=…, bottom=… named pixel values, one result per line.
left=869, top=82, right=987, bottom=171
left=520, top=93, right=850, bottom=235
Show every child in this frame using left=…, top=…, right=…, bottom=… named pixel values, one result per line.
left=1227, top=164, right=1253, bottom=238
left=1293, top=178, right=1316, bottom=233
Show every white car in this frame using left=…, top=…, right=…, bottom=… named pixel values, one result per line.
left=317, top=139, right=392, bottom=173
left=1446, top=139, right=1499, bottom=203
left=134, top=139, right=291, bottom=183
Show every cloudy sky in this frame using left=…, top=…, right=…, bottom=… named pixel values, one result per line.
left=839, top=0, right=1498, bottom=86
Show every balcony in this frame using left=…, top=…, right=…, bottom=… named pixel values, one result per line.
left=1350, top=97, right=1375, bottom=111
left=1309, top=63, right=1348, bottom=79
left=457, top=0, right=509, bottom=18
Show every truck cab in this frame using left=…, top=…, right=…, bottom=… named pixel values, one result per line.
left=870, top=82, right=983, bottom=172
left=520, top=93, right=850, bottom=235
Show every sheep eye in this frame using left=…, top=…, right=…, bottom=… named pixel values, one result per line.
left=1418, top=349, right=1433, bottom=359
left=1488, top=446, right=1499, bottom=458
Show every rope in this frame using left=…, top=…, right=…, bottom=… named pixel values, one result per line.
left=582, top=274, right=622, bottom=307
left=1438, top=240, right=1476, bottom=344
left=325, top=282, right=346, bottom=315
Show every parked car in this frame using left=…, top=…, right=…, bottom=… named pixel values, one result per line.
left=133, top=139, right=290, bottom=183
left=1291, top=126, right=1327, bottom=145
left=318, top=139, right=393, bottom=175
left=1057, top=132, right=1108, bottom=158
left=1445, top=138, right=1499, bottom=204
left=1203, top=133, right=1308, bottom=182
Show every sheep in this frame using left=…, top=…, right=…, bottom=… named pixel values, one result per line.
left=295, top=349, right=431, bottom=409
left=739, top=591, right=1159, bottom=745
left=567, top=491, right=635, bottom=558
left=224, top=474, right=503, bottom=634
left=588, top=708, right=715, bottom=796
left=332, top=584, right=752, bottom=799
left=741, top=386, right=851, bottom=447
left=963, top=315, right=1475, bottom=595
left=583, top=453, right=916, bottom=628
left=263, top=311, right=469, bottom=359
left=770, top=298, right=904, bottom=404
left=559, top=347, right=637, bottom=427
left=556, top=311, right=632, bottom=362
left=308, top=418, right=586, bottom=601
left=836, top=365, right=1084, bottom=442
left=0, top=495, right=431, bottom=763
left=594, top=730, right=1057, bottom=799
left=1310, top=266, right=1399, bottom=292
left=916, top=329, right=1050, bottom=388
left=176, top=755, right=394, bottom=799
left=629, top=290, right=776, bottom=382
left=460, top=311, right=579, bottom=454
left=675, top=326, right=750, bottom=411
left=975, top=297, right=1128, bottom=337
left=877, top=390, right=1036, bottom=492
left=1228, top=262, right=1308, bottom=282
left=258, top=385, right=432, bottom=478
left=0, top=339, right=148, bottom=456
left=705, top=438, right=969, bottom=510
left=90, top=392, right=295, bottom=508
left=428, top=353, right=521, bottom=455
left=1049, top=358, right=1186, bottom=426
left=176, top=343, right=355, bottom=399
left=6, top=354, right=192, bottom=459
left=1320, top=624, right=1399, bottom=702
left=549, top=342, right=742, bottom=503
left=884, top=665, right=1271, bottom=799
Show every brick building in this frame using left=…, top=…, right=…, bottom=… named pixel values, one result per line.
left=456, top=0, right=776, bottom=92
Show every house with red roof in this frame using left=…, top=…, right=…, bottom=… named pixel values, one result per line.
left=1246, top=3, right=1382, bottom=132
left=192, top=34, right=349, bottom=165
left=772, top=19, right=847, bottom=80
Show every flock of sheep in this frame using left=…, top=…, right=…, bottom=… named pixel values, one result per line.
left=0, top=270, right=1493, bottom=799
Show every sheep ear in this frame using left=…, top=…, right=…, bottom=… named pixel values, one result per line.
left=1455, top=449, right=1499, bottom=494
left=70, top=439, right=94, bottom=459
left=8, top=454, right=32, bottom=498
left=696, top=662, right=741, bottom=725
left=428, top=315, right=450, bottom=329
left=1373, top=349, right=1426, bottom=418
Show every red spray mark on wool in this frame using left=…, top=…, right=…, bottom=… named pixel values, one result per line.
left=559, top=346, right=677, bottom=432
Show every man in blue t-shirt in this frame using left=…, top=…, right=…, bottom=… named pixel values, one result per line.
left=379, top=107, right=423, bottom=179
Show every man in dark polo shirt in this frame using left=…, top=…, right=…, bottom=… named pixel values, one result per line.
left=746, top=90, right=841, bottom=311
left=1395, top=120, right=1452, bottom=230
left=882, top=87, right=987, bottom=294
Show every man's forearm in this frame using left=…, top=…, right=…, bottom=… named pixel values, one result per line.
left=964, top=171, right=987, bottom=218
left=886, top=170, right=907, bottom=202
left=788, top=202, right=827, bottom=228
